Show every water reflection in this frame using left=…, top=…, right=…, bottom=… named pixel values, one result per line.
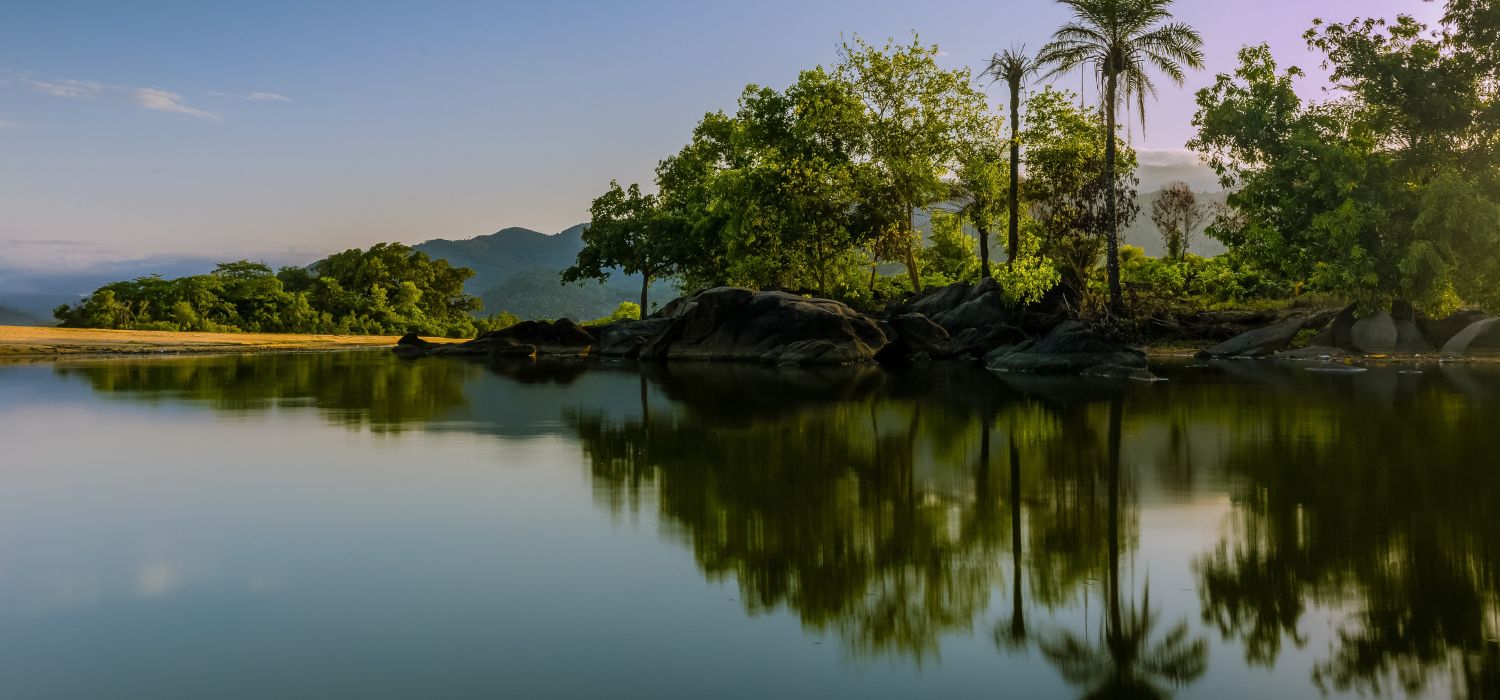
left=20, top=352, right=1500, bottom=698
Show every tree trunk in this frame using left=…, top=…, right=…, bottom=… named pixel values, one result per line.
left=639, top=272, right=651, bottom=320
left=1009, top=82, right=1022, bottom=269
left=1104, top=72, right=1123, bottom=315
left=980, top=225, right=992, bottom=279
left=904, top=205, right=923, bottom=293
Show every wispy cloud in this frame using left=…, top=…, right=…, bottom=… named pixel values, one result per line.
left=21, top=77, right=105, bottom=99
left=131, top=88, right=222, bottom=121
left=245, top=91, right=290, bottom=102
left=0, top=119, right=15, bottom=128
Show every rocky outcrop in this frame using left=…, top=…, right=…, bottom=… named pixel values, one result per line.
left=1442, top=317, right=1500, bottom=357
left=392, top=332, right=535, bottom=358
left=1420, top=310, right=1491, bottom=347
left=1349, top=312, right=1399, bottom=353
left=392, top=319, right=592, bottom=358
left=591, top=318, right=674, bottom=358
left=875, top=313, right=957, bottom=364
left=987, top=321, right=1147, bottom=374
left=1197, top=314, right=1313, bottom=359
left=638, top=287, right=888, bottom=365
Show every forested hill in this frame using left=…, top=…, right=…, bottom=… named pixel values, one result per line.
left=0, top=303, right=44, bottom=326
left=413, top=225, right=676, bottom=320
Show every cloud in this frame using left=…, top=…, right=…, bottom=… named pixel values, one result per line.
left=1135, top=147, right=1204, bottom=167
left=130, top=87, right=223, bottom=120
left=0, top=119, right=15, bottom=128
left=245, top=91, right=291, bottom=102
left=21, top=77, right=104, bottom=99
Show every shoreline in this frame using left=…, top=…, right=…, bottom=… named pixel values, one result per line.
left=0, top=325, right=458, bottom=360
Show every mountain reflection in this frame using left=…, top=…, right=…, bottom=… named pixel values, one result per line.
left=51, top=352, right=1500, bottom=697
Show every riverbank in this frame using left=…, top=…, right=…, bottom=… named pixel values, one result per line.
left=0, top=325, right=458, bottom=359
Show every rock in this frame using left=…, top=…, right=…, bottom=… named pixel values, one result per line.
left=1393, top=318, right=1431, bottom=353
left=1309, top=305, right=1358, bottom=349
left=932, top=289, right=1008, bottom=334
left=392, top=332, right=535, bottom=358
left=479, top=318, right=594, bottom=355
left=950, top=324, right=1030, bottom=357
left=1350, top=312, right=1399, bottom=353
left=591, top=318, right=674, bottom=358
left=1442, top=317, right=1500, bottom=357
left=905, top=282, right=972, bottom=317
left=876, top=313, right=956, bottom=365
left=987, top=322, right=1147, bottom=374
left=1196, top=315, right=1310, bottom=358
left=1419, top=309, right=1491, bottom=347
left=639, top=287, right=888, bottom=365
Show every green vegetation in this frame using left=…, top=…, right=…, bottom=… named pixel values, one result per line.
left=54, top=243, right=491, bottom=337
left=1192, top=3, right=1500, bottom=315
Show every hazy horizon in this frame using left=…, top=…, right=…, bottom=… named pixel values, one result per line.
left=1, top=0, right=1444, bottom=272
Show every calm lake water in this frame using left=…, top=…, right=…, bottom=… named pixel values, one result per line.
left=1, top=352, right=1497, bottom=699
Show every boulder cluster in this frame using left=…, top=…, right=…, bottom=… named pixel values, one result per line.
left=394, top=282, right=1147, bottom=375
left=1198, top=303, right=1500, bottom=359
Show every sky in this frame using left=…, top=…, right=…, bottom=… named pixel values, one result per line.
left=0, top=0, right=1447, bottom=272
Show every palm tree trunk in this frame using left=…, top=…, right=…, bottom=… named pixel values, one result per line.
left=639, top=272, right=651, bottom=320
left=1008, top=82, right=1022, bottom=269
left=980, top=226, right=992, bottom=279
left=1104, top=72, right=1123, bottom=315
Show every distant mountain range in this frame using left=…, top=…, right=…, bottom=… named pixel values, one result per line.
left=1, top=188, right=1227, bottom=323
left=412, top=225, right=677, bottom=320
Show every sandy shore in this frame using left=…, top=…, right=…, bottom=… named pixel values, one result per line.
left=0, top=325, right=450, bottom=359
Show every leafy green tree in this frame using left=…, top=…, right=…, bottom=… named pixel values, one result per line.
left=1038, top=0, right=1204, bottom=314
left=954, top=144, right=1008, bottom=279
left=984, top=47, right=1037, bottom=269
left=562, top=181, right=682, bottom=319
left=1193, top=18, right=1500, bottom=313
left=837, top=34, right=992, bottom=293
left=922, top=212, right=981, bottom=284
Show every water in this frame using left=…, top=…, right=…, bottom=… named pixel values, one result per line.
left=1, top=352, right=1497, bottom=699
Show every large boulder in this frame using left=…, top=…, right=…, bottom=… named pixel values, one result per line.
left=639, top=287, right=889, bottom=365
left=932, top=288, right=1008, bottom=335
left=1309, top=305, right=1358, bottom=349
left=1197, top=314, right=1311, bottom=359
left=1420, top=309, right=1491, bottom=347
left=1349, top=312, right=1399, bottom=353
left=591, top=318, right=674, bottom=358
left=480, top=319, right=594, bottom=355
left=904, top=282, right=972, bottom=318
left=875, top=313, right=956, bottom=365
left=1442, top=317, right=1500, bottom=357
left=987, top=321, right=1147, bottom=374
left=392, top=332, right=535, bottom=358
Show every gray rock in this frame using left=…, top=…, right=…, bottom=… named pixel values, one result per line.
left=905, top=282, right=971, bottom=317
left=393, top=332, right=535, bottom=358
left=1419, top=309, right=1491, bottom=347
left=639, top=287, right=888, bottom=365
left=1309, top=305, right=1358, bottom=349
left=875, top=313, right=956, bottom=365
left=592, top=318, right=674, bottom=358
left=1393, top=318, right=1432, bottom=353
left=1197, top=314, right=1310, bottom=358
left=1350, top=312, right=1399, bottom=353
left=987, top=322, right=1146, bottom=374
left=932, top=289, right=1008, bottom=334
left=1442, top=317, right=1500, bottom=357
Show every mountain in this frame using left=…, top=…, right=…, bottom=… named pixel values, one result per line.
left=0, top=303, right=45, bottom=326
left=413, top=225, right=676, bottom=321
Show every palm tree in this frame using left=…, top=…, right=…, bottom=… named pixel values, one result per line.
left=984, top=47, right=1036, bottom=269
left=1036, top=0, right=1204, bottom=314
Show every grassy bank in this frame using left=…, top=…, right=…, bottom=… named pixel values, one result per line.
left=0, top=325, right=456, bottom=359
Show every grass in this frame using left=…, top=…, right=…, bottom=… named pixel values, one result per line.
left=0, top=325, right=457, bottom=358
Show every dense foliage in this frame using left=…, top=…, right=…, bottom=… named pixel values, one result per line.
left=55, top=244, right=490, bottom=337
left=1192, top=3, right=1500, bottom=313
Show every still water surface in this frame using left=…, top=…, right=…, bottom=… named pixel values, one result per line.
left=0, top=352, right=1497, bottom=699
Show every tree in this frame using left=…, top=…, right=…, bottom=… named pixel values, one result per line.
left=1150, top=181, right=1207, bottom=259
left=1191, top=13, right=1500, bottom=313
left=984, top=47, right=1037, bottom=269
left=837, top=34, right=992, bottom=293
left=954, top=144, right=1008, bottom=279
left=1037, top=0, right=1204, bottom=314
left=563, top=181, right=681, bottom=319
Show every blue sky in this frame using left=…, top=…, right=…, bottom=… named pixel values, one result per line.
left=0, top=0, right=1445, bottom=271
